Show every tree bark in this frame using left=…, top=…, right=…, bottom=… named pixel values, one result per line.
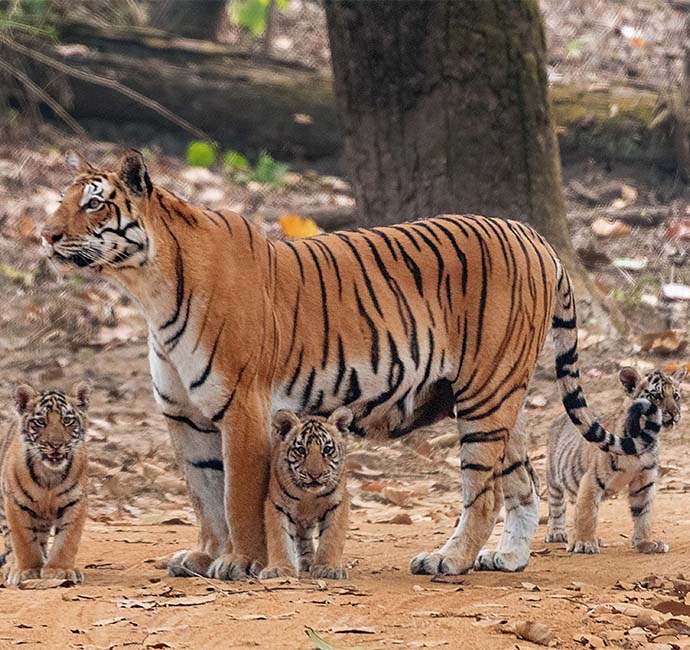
left=149, top=0, right=227, bottom=40
left=324, top=0, right=574, bottom=260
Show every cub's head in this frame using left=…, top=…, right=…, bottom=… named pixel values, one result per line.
left=619, top=366, right=686, bottom=429
left=14, top=383, right=91, bottom=470
left=272, top=407, right=353, bottom=494
left=41, top=150, right=152, bottom=272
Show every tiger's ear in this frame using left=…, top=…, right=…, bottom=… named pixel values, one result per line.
left=71, top=382, right=91, bottom=411
left=328, top=407, right=353, bottom=434
left=14, top=384, right=37, bottom=414
left=66, top=150, right=94, bottom=174
left=118, top=149, right=152, bottom=198
left=619, top=366, right=641, bottom=394
left=272, top=410, right=300, bottom=440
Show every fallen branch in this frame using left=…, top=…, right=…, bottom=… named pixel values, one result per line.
left=0, top=56, right=87, bottom=138
left=0, top=33, right=211, bottom=142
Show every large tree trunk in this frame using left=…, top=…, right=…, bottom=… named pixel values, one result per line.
left=149, top=0, right=227, bottom=40
left=324, top=0, right=574, bottom=260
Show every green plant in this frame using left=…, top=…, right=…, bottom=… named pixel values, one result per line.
left=186, top=141, right=216, bottom=167
left=250, top=150, right=289, bottom=185
left=230, top=0, right=288, bottom=36
left=223, top=149, right=250, bottom=176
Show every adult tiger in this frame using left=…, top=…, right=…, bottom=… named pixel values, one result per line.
left=41, top=150, right=648, bottom=580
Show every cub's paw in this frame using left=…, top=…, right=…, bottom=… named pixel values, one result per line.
left=298, top=557, right=313, bottom=573
left=568, top=540, right=600, bottom=554
left=544, top=531, right=568, bottom=544
left=208, top=554, right=255, bottom=581
left=634, top=539, right=669, bottom=554
left=474, top=550, right=528, bottom=573
left=310, top=565, right=347, bottom=580
left=410, top=551, right=472, bottom=576
left=168, top=550, right=214, bottom=578
left=259, top=565, right=295, bottom=580
left=4, top=567, right=40, bottom=586
left=40, top=567, right=84, bottom=584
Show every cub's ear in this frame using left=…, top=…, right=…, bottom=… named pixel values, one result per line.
left=619, top=366, right=641, bottom=394
left=118, top=149, right=152, bottom=198
left=272, top=410, right=300, bottom=439
left=672, top=366, right=688, bottom=384
left=14, top=384, right=38, bottom=414
left=71, top=382, right=91, bottom=411
left=328, top=407, right=353, bottom=434
left=66, top=150, right=94, bottom=174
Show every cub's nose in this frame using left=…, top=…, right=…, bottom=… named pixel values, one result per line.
left=41, top=227, right=64, bottom=245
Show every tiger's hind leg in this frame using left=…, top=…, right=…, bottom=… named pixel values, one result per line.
left=544, top=469, right=568, bottom=544
left=149, top=341, right=228, bottom=578
left=475, top=424, right=539, bottom=572
left=411, top=398, right=523, bottom=576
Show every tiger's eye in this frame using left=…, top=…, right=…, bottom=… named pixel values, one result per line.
left=323, top=443, right=335, bottom=455
left=87, top=198, right=102, bottom=210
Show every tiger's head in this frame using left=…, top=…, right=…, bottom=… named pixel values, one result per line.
left=41, top=150, right=152, bottom=272
left=14, top=383, right=91, bottom=470
left=619, top=366, right=686, bottom=429
left=272, top=407, right=353, bottom=494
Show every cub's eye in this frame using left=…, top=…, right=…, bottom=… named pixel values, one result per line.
left=86, top=198, right=102, bottom=211
left=323, top=443, right=335, bottom=455
left=62, top=415, right=76, bottom=427
left=293, top=446, right=307, bottom=457
left=30, top=417, right=46, bottom=429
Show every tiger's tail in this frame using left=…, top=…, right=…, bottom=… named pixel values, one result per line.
left=551, top=261, right=658, bottom=455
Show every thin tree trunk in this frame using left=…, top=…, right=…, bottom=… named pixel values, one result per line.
left=324, top=0, right=574, bottom=261
left=149, top=0, right=227, bottom=40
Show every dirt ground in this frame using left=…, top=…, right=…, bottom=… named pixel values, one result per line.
left=2, top=141, right=690, bottom=648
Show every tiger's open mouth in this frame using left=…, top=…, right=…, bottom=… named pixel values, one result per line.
left=662, top=417, right=676, bottom=429
left=43, top=453, right=66, bottom=466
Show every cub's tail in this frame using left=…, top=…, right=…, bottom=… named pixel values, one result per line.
left=552, top=262, right=657, bottom=455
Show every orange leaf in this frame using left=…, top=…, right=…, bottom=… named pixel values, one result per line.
left=278, top=214, right=320, bottom=239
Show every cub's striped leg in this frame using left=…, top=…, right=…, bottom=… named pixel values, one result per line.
left=475, top=430, right=539, bottom=572
left=544, top=482, right=568, bottom=544
left=296, top=527, right=316, bottom=572
left=411, top=419, right=511, bottom=576
left=568, top=470, right=603, bottom=554
left=41, top=497, right=87, bottom=583
left=311, top=497, right=349, bottom=580
left=629, top=468, right=667, bottom=554
left=208, top=391, right=271, bottom=581
left=149, top=342, right=228, bottom=578
left=2, top=495, right=43, bottom=585
left=259, top=499, right=298, bottom=579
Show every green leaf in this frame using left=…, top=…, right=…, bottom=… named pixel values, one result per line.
left=250, top=150, right=289, bottom=185
left=235, top=0, right=268, bottom=36
left=186, top=141, right=216, bottom=168
left=223, top=149, right=250, bottom=175
left=304, top=627, right=363, bottom=650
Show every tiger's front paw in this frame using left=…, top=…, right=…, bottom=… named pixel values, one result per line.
left=259, top=565, right=295, bottom=580
left=310, top=565, right=347, bottom=580
left=208, top=554, right=256, bottom=581
left=474, top=550, right=528, bottom=573
left=568, top=539, right=600, bottom=554
left=40, top=567, right=84, bottom=584
left=634, top=539, right=669, bottom=554
left=410, top=551, right=472, bottom=576
left=544, top=531, right=568, bottom=544
left=168, top=550, right=214, bottom=578
left=4, top=566, right=41, bottom=586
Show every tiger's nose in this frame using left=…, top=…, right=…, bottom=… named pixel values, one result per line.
left=41, top=227, right=64, bottom=245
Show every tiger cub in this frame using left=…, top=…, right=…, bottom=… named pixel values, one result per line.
left=260, top=407, right=353, bottom=580
left=545, top=367, right=684, bottom=555
left=0, top=383, right=91, bottom=585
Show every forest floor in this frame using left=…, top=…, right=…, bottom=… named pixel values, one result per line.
left=2, top=141, right=690, bottom=649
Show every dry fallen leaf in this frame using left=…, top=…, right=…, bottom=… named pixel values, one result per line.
left=18, top=578, right=75, bottom=590
left=640, top=330, right=689, bottom=355
left=591, top=217, right=631, bottom=238
left=510, top=621, right=554, bottom=646
left=93, top=617, right=128, bottom=627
